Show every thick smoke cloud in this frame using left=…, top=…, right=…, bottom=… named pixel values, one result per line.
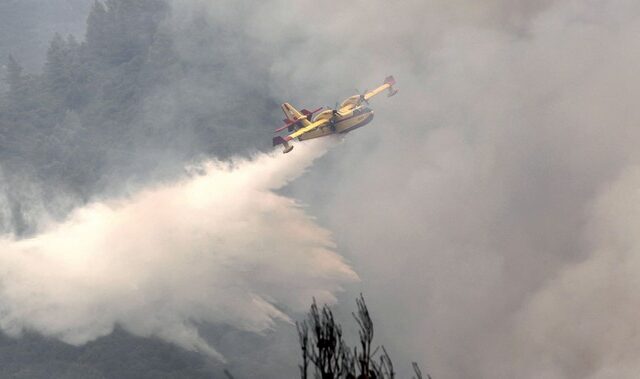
left=178, top=0, right=640, bottom=377
left=515, top=167, right=640, bottom=378
left=2, top=0, right=639, bottom=377
left=0, top=139, right=357, bottom=360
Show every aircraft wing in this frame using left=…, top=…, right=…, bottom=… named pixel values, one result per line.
left=286, top=118, right=330, bottom=140
left=273, top=118, right=331, bottom=153
left=364, top=75, right=398, bottom=102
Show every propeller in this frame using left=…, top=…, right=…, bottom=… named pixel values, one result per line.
left=355, top=88, right=370, bottom=105
left=324, top=102, right=337, bottom=116
left=323, top=103, right=339, bottom=119
left=322, top=102, right=339, bottom=130
left=325, top=102, right=339, bottom=110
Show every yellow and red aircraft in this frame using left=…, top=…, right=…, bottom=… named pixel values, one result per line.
left=273, top=76, right=398, bottom=153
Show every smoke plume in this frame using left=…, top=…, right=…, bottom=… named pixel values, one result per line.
left=213, top=0, right=640, bottom=377
left=0, top=139, right=356, bottom=360
left=3, top=0, right=640, bottom=377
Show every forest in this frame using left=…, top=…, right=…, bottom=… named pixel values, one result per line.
left=0, top=0, right=275, bottom=377
left=0, top=0, right=274, bottom=236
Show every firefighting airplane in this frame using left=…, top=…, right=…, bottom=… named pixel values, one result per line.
left=273, top=76, right=398, bottom=153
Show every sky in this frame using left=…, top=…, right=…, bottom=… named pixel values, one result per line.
left=3, top=0, right=640, bottom=378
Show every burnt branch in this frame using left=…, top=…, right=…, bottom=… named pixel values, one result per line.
left=297, top=295, right=428, bottom=379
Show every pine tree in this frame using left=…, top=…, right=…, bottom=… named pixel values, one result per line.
left=43, top=33, right=85, bottom=112
left=85, top=0, right=109, bottom=66
left=297, top=295, right=429, bottom=379
left=6, top=55, right=26, bottom=107
left=3, top=55, right=40, bottom=120
left=44, top=33, right=69, bottom=111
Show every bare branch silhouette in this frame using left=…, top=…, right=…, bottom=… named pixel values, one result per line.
left=297, top=295, right=428, bottom=379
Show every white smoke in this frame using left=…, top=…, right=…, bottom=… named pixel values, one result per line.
left=207, top=0, right=640, bottom=377
left=515, top=166, right=640, bottom=379
left=0, top=139, right=357, bottom=360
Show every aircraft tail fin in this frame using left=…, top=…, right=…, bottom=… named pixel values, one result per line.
left=273, top=136, right=294, bottom=154
left=384, top=75, right=399, bottom=97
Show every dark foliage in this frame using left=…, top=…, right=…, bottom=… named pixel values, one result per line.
left=1, top=0, right=174, bottom=234
left=0, top=0, right=276, bottom=376
left=297, top=295, right=428, bottom=379
left=0, top=0, right=274, bottom=236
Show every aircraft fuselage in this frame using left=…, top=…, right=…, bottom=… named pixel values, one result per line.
left=298, top=107, right=374, bottom=141
left=274, top=76, right=397, bottom=153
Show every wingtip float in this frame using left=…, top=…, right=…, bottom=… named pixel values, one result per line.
left=272, top=76, right=398, bottom=154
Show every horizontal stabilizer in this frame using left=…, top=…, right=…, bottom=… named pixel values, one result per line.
left=384, top=75, right=396, bottom=86
left=273, top=136, right=294, bottom=153
left=301, top=107, right=322, bottom=118
left=275, top=124, right=289, bottom=133
left=384, top=75, right=398, bottom=97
